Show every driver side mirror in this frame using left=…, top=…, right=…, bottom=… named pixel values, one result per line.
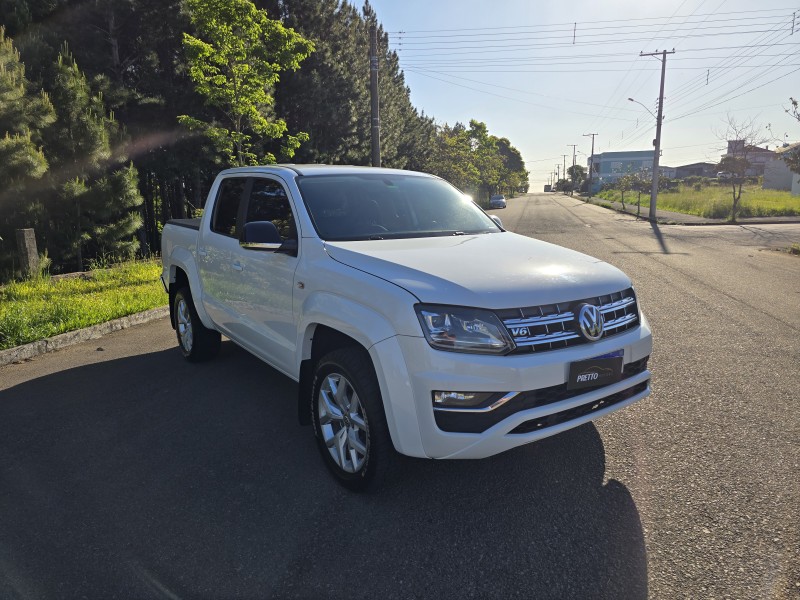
left=491, top=215, right=503, bottom=229
left=240, top=221, right=298, bottom=256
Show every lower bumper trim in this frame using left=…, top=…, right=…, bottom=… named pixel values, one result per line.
left=508, top=380, right=648, bottom=434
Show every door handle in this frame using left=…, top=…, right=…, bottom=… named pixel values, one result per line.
left=232, top=261, right=244, bottom=271
left=197, top=248, right=208, bottom=257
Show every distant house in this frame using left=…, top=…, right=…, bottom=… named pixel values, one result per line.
left=675, top=162, right=717, bottom=179
left=587, top=150, right=654, bottom=186
left=770, top=142, right=800, bottom=195
left=721, top=140, right=776, bottom=176
left=659, top=166, right=676, bottom=179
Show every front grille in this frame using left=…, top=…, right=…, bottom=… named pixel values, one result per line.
left=496, top=288, right=639, bottom=355
left=508, top=381, right=649, bottom=435
left=434, top=357, right=649, bottom=433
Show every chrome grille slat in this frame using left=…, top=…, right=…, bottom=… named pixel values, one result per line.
left=602, top=312, right=638, bottom=330
left=503, top=313, right=573, bottom=327
left=600, top=297, right=636, bottom=313
left=500, top=288, right=639, bottom=354
left=513, top=331, right=581, bottom=346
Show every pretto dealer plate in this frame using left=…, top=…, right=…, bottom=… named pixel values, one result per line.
left=567, top=355, right=623, bottom=391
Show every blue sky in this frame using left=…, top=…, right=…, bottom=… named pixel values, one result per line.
left=362, top=0, right=800, bottom=188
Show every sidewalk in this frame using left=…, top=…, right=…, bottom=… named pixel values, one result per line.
left=578, top=195, right=800, bottom=226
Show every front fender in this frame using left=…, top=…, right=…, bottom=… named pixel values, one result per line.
left=297, top=292, right=399, bottom=366
left=296, top=293, right=425, bottom=457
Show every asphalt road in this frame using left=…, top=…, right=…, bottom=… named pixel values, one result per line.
left=1, top=193, right=799, bottom=599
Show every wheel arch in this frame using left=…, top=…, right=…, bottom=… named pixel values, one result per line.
left=297, top=324, right=363, bottom=427
left=164, top=249, right=214, bottom=330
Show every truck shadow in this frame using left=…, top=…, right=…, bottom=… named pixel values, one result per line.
left=0, top=341, right=647, bottom=599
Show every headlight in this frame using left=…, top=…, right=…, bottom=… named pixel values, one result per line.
left=415, top=304, right=515, bottom=355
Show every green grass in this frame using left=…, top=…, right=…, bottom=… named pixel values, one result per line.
left=597, top=184, right=800, bottom=219
left=0, top=260, right=167, bottom=351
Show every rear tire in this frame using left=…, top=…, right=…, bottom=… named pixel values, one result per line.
left=173, top=286, right=221, bottom=362
left=311, top=347, right=396, bottom=491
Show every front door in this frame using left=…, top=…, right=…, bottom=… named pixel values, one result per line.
left=230, top=176, right=300, bottom=375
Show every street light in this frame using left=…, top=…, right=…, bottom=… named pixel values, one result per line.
left=628, top=97, right=657, bottom=121
left=628, top=96, right=663, bottom=221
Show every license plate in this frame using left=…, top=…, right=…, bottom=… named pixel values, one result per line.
left=567, top=356, right=623, bottom=391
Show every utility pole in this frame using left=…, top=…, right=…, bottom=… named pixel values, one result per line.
left=567, top=144, right=577, bottom=194
left=369, top=25, right=381, bottom=167
left=640, top=49, right=674, bottom=220
left=583, top=133, right=597, bottom=198
left=562, top=154, right=567, bottom=185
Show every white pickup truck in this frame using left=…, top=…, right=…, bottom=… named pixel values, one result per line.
left=161, top=165, right=652, bottom=490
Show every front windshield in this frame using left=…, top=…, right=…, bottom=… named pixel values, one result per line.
left=296, top=173, right=500, bottom=241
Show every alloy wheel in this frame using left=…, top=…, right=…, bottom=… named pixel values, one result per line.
left=318, top=372, right=369, bottom=473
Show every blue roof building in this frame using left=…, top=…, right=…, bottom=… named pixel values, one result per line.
left=588, top=150, right=654, bottom=186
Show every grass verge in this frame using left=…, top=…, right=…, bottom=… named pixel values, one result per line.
left=0, top=260, right=166, bottom=351
left=597, top=184, right=800, bottom=219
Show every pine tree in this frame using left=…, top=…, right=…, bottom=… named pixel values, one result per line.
left=0, top=26, right=55, bottom=276
left=41, top=46, right=142, bottom=269
left=83, top=163, right=143, bottom=261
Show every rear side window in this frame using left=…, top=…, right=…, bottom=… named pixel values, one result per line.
left=245, top=178, right=296, bottom=240
left=212, top=177, right=247, bottom=237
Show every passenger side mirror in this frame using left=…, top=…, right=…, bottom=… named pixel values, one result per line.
left=491, top=215, right=503, bottom=229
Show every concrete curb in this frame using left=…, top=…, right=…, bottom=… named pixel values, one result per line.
left=0, top=306, right=169, bottom=367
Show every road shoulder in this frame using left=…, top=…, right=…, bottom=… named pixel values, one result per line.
left=0, top=306, right=169, bottom=367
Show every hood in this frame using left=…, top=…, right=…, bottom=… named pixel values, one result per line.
left=324, top=232, right=632, bottom=309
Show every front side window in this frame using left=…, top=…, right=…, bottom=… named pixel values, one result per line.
left=245, top=178, right=296, bottom=240
left=212, top=177, right=247, bottom=237
left=296, top=174, right=499, bottom=241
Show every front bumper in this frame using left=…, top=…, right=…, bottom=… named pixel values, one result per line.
left=370, top=313, right=653, bottom=459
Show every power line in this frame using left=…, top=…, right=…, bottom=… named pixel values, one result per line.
left=404, top=62, right=800, bottom=73
left=393, top=29, right=793, bottom=53
left=402, top=69, right=637, bottom=120
left=393, top=21, right=791, bottom=45
left=386, top=7, right=799, bottom=34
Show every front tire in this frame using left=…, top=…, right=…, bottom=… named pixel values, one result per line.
left=173, top=286, right=221, bottom=362
left=311, top=347, right=396, bottom=491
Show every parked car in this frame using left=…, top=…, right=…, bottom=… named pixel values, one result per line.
left=489, top=194, right=507, bottom=208
left=717, top=171, right=732, bottom=181
left=161, top=165, right=652, bottom=491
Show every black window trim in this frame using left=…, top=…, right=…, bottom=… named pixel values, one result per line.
left=210, top=175, right=251, bottom=239
left=239, top=175, right=300, bottom=253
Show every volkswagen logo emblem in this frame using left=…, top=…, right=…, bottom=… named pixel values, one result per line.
left=576, top=304, right=604, bottom=341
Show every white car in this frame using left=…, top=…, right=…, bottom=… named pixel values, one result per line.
left=161, top=165, right=652, bottom=490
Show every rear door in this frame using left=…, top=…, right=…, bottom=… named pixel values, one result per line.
left=197, top=176, right=249, bottom=332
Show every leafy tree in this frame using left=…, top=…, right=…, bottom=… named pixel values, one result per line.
left=426, top=123, right=479, bottom=194
left=554, top=178, right=570, bottom=193
left=468, top=120, right=503, bottom=197
left=567, top=164, right=586, bottom=192
left=782, top=97, right=800, bottom=176
left=496, top=137, right=528, bottom=194
left=617, top=173, right=635, bottom=209
left=179, top=0, right=314, bottom=166
left=715, top=115, right=769, bottom=222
